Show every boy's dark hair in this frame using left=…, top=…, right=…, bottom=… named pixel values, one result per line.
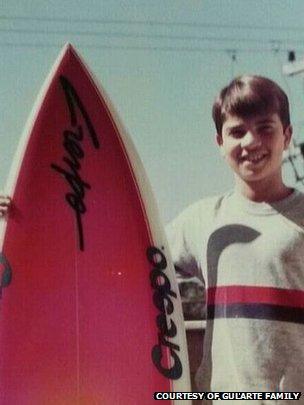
left=212, top=75, right=290, bottom=135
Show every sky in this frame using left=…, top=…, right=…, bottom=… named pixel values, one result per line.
left=2, top=0, right=304, bottom=222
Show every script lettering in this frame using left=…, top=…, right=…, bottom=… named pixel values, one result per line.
left=147, top=246, right=183, bottom=380
left=51, top=76, right=100, bottom=251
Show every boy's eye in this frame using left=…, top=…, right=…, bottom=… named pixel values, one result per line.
left=229, top=129, right=245, bottom=138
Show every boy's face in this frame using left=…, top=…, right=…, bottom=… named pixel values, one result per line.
left=217, top=113, right=292, bottom=185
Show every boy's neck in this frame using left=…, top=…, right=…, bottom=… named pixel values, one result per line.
left=235, top=176, right=293, bottom=203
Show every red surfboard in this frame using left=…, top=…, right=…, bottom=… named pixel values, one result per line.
left=0, top=44, right=190, bottom=404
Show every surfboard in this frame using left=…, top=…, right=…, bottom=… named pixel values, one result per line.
left=0, top=44, right=191, bottom=404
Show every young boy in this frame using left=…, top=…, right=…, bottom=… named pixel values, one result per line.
left=166, top=75, right=304, bottom=399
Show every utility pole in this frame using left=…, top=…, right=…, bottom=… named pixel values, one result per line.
left=282, top=51, right=304, bottom=186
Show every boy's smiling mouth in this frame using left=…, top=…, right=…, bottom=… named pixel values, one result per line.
left=240, top=151, right=269, bottom=164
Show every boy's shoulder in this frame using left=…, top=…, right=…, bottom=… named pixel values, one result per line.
left=278, top=188, right=304, bottom=230
left=166, top=195, right=226, bottom=262
left=169, top=193, right=227, bottom=229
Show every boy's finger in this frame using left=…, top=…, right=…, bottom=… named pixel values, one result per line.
left=0, top=197, right=11, bottom=206
left=0, top=205, right=9, bottom=212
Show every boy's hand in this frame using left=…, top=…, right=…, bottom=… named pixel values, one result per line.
left=0, top=196, right=11, bottom=218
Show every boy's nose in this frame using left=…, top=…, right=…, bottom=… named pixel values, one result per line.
left=241, top=131, right=262, bottom=149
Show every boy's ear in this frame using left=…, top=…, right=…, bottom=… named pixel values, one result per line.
left=216, top=134, right=225, bottom=156
left=216, top=133, right=223, bottom=146
left=283, top=125, right=293, bottom=150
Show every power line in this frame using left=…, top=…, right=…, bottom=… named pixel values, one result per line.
left=1, top=14, right=304, bottom=33
left=1, top=41, right=303, bottom=54
left=2, top=27, right=304, bottom=47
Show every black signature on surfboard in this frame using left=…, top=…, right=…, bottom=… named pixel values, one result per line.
left=51, top=76, right=100, bottom=251
left=0, top=253, right=12, bottom=299
left=147, top=246, right=183, bottom=380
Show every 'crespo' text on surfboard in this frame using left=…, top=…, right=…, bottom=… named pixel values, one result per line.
left=147, top=246, right=183, bottom=380
left=51, top=75, right=100, bottom=251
